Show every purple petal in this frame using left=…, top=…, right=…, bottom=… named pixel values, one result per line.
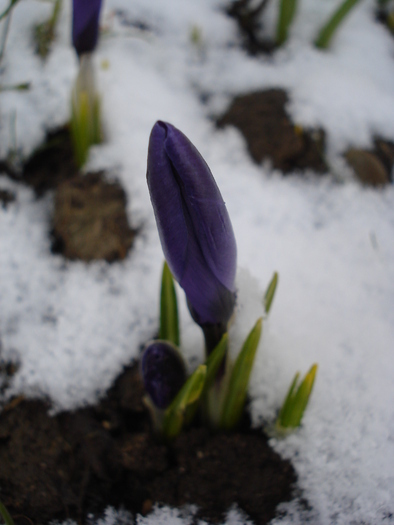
left=140, top=341, right=186, bottom=410
left=72, top=0, right=102, bottom=56
left=147, top=121, right=237, bottom=327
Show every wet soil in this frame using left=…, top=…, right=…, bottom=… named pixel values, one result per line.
left=0, top=363, right=297, bottom=525
left=217, top=89, right=327, bottom=174
left=4, top=127, right=136, bottom=261
left=51, top=172, right=135, bottom=262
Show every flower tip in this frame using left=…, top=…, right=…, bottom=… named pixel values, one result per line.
left=72, top=0, right=103, bottom=56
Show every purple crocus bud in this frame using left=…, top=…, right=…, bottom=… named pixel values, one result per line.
left=140, top=341, right=186, bottom=410
left=72, top=0, right=102, bottom=56
left=147, top=121, right=237, bottom=338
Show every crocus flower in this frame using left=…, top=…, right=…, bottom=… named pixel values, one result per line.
left=140, top=341, right=186, bottom=410
left=72, top=0, right=102, bottom=56
left=147, top=121, right=237, bottom=338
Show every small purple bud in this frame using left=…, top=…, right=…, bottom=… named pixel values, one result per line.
left=146, top=121, right=237, bottom=331
left=72, top=0, right=102, bottom=56
left=140, top=341, right=186, bottom=410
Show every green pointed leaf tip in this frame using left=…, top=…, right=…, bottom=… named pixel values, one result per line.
left=0, top=501, right=15, bottom=525
left=314, top=0, right=362, bottom=49
left=277, top=363, right=318, bottom=430
left=220, top=317, right=263, bottom=430
left=159, top=261, right=180, bottom=346
left=162, top=364, right=207, bottom=439
left=264, top=272, right=279, bottom=315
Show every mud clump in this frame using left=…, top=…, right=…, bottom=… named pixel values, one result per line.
left=217, top=89, right=327, bottom=174
left=51, top=172, right=135, bottom=262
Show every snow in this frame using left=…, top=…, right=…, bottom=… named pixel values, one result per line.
left=1, top=0, right=394, bottom=523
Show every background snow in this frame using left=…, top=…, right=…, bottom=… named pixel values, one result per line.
left=0, top=0, right=394, bottom=523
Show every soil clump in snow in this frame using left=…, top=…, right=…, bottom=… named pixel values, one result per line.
left=217, top=89, right=327, bottom=174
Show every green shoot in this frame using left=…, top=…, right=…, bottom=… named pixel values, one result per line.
left=159, top=261, right=180, bottom=347
left=315, top=0, right=362, bottom=49
left=162, top=364, right=207, bottom=439
left=34, top=0, right=62, bottom=58
left=70, top=54, right=102, bottom=167
left=220, top=317, right=263, bottom=430
left=276, top=0, right=299, bottom=46
left=0, top=501, right=15, bottom=525
left=264, top=271, right=279, bottom=315
left=276, top=363, right=318, bottom=431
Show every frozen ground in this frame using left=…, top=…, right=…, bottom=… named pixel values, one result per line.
left=0, top=0, right=394, bottom=523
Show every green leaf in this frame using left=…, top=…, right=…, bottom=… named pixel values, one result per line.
left=276, top=363, right=318, bottom=431
left=162, top=364, right=207, bottom=439
left=315, top=0, right=362, bottom=49
left=0, top=501, right=15, bottom=525
left=264, top=272, right=279, bottom=315
left=220, top=317, right=263, bottom=430
left=276, top=0, right=299, bottom=46
left=159, top=261, right=179, bottom=346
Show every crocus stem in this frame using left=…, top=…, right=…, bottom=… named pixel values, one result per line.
left=202, top=322, right=228, bottom=356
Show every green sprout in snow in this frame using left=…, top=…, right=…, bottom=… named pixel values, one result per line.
left=276, top=364, right=318, bottom=433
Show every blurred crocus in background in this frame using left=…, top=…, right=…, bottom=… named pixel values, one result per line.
left=70, top=0, right=103, bottom=167
left=147, top=121, right=237, bottom=355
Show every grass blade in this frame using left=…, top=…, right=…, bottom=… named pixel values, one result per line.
left=220, top=317, right=263, bottom=430
left=315, top=0, right=362, bottom=49
left=159, top=261, right=180, bottom=346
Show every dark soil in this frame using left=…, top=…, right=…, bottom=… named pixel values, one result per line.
left=226, top=0, right=276, bottom=55
left=217, top=89, right=327, bottom=174
left=17, top=127, right=80, bottom=196
left=3, top=127, right=136, bottom=261
left=0, top=189, right=15, bottom=209
left=0, top=363, right=297, bottom=525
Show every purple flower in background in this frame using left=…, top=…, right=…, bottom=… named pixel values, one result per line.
left=72, top=0, right=102, bottom=56
left=140, top=341, right=186, bottom=410
left=147, top=121, right=237, bottom=337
